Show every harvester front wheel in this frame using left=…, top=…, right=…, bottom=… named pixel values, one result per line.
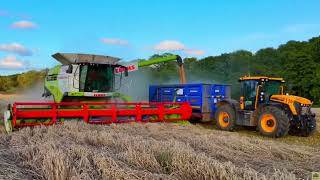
left=215, top=104, right=237, bottom=131
left=258, top=106, right=289, bottom=138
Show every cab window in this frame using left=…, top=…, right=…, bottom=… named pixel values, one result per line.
left=264, top=80, right=281, bottom=95
left=79, top=64, right=114, bottom=92
left=241, top=80, right=258, bottom=109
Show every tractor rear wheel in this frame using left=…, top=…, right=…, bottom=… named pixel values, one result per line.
left=215, top=104, right=237, bottom=131
left=258, top=106, right=289, bottom=137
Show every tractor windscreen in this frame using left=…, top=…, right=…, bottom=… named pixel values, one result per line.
left=80, top=64, right=114, bottom=92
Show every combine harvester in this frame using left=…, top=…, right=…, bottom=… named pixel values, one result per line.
left=3, top=53, right=192, bottom=132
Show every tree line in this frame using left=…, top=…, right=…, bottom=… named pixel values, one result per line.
left=147, top=36, right=320, bottom=104
left=0, top=70, right=46, bottom=93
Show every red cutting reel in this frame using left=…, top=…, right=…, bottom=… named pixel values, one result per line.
left=8, top=101, right=192, bottom=128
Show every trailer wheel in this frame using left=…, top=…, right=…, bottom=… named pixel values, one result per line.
left=258, top=106, right=289, bottom=137
left=215, top=104, right=237, bottom=131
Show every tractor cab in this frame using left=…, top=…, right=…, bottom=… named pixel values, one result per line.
left=238, top=76, right=285, bottom=110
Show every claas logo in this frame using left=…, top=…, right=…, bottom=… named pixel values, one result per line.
left=115, top=64, right=138, bottom=73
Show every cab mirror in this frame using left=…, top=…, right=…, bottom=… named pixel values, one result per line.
left=124, top=67, right=128, bottom=77
left=66, top=65, right=73, bottom=73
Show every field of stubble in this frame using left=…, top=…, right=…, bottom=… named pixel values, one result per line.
left=0, top=109, right=319, bottom=180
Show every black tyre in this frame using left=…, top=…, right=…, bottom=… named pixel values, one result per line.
left=258, top=106, right=290, bottom=137
left=215, top=104, right=237, bottom=131
left=305, top=117, right=317, bottom=136
left=289, top=116, right=317, bottom=137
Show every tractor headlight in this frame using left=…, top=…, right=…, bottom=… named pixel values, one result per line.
left=301, top=106, right=310, bottom=114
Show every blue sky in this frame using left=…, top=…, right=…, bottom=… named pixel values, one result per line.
left=0, top=0, right=320, bottom=74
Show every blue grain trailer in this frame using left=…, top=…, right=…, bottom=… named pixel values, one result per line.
left=149, top=83, right=231, bottom=122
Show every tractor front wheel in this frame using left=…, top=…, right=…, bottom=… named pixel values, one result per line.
left=289, top=116, right=317, bottom=137
left=258, top=106, right=289, bottom=138
left=215, top=104, right=237, bottom=131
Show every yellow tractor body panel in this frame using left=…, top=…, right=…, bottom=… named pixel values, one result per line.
left=270, top=94, right=312, bottom=115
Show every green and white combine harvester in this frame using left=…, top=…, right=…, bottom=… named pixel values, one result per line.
left=43, top=53, right=184, bottom=102
left=3, top=53, right=192, bottom=132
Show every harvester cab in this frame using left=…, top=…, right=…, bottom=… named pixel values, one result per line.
left=43, top=53, right=184, bottom=103
left=215, top=76, right=316, bottom=137
left=42, top=53, right=128, bottom=102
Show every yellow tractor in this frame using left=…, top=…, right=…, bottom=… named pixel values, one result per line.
left=215, top=76, right=317, bottom=137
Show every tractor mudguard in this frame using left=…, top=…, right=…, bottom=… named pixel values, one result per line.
left=260, top=102, right=291, bottom=115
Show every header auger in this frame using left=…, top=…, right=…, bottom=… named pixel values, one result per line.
left=3, top=53, right=192, bottom=132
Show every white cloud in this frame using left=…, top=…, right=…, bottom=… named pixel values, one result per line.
left=0, top=55, right=26, bottom=70
left=153, top=40, right=205, bottom=56
left=184, top=49, right=205, bottom=56
left=153, top=40, right=185, bottom=51
left=101, top=38, right=129, bottom=46
left=0, top=43, right=33, bottom=56
left=11, top=20, right=37, bottom=29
